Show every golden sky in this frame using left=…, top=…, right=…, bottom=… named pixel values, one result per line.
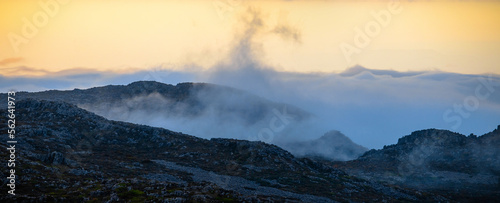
left=1, top=0, right=500, bottom=76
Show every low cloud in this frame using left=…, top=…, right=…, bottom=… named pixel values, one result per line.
left=1, top=7, right=500, bottom=150
left=0, top=57, right=23, bottom=66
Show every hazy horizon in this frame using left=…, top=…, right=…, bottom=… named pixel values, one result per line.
left=1, top=0, right=500, bottom=149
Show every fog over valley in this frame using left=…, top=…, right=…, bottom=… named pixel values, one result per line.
left=2, top=1, right=500, bottom=201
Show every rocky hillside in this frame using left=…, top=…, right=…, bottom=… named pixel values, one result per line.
left=332, top=128, right=500, bottom=201
left=0, top=99, right=437, bottom=202
left=2, top=81, right=370, bottom=161
left=7, top=81, right=309, bottom=125
left=280, top=131, right=368, bottom=161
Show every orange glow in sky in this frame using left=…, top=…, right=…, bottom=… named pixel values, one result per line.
left=1, top=0, right=500, bottom=77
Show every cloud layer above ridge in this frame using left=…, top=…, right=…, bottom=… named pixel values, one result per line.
left=1, top=7, right=500, bottom=149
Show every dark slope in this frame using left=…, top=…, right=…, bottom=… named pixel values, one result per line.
left=8, top=81, right=309, bottom=125
left=0, top=99, right=435, bottom=202
left=332, top=128, right=500, bottom=201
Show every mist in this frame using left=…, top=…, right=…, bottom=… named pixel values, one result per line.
left=2, top=8, right=500, bottom=152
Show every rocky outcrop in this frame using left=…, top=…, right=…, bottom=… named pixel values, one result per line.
left=333, top=127, right=500, bottom=201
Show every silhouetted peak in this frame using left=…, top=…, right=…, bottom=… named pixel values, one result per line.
left=339, top=65, right=426, bottom=78
left=280, top=130, right=368, bottom=161
left=316, top=131, right=353, bottom=144
left=339, top=65, right=368, bottom=77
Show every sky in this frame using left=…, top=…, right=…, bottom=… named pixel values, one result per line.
left=1, top=0, right=500, bottom=76
left=1, top=0, right=500, bottom=149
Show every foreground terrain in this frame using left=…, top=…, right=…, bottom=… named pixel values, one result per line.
left=332, top=127, right=500, bottom=202
left=1, top=82, right=499, bottom=202
left=1, top=99, right=435, bottom=202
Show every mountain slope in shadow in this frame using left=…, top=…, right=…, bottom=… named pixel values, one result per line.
left=0, top=99, right=436, bottom=202
left=331, top=127, right=500, bottom=201
left=4, top=81, right=368, bottom=161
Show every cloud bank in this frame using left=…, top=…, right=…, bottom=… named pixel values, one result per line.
left=1, top=8, right=500, bottom=149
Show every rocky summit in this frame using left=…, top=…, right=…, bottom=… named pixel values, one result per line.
left=332, top=127, right=500, bottom=202
left=280, top=131, right=368, bottom=161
